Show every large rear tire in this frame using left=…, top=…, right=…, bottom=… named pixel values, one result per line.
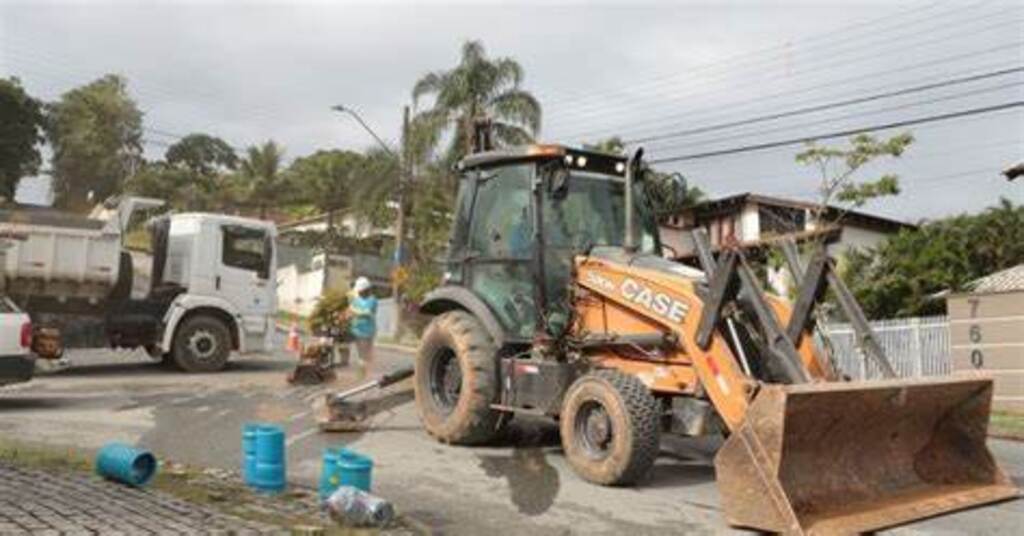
left=560, top=370, right=661, bottom=486
left=171, top=315, right=231, bottom=373
left=414, top=311, right=501, bottom=445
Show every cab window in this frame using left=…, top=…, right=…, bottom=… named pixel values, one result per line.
left=222, top=225, right=270, bottom=278
left=468, top=164, right=533, bottom=259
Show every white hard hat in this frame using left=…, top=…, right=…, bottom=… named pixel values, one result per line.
left=353, top=276, right=372, bottom=293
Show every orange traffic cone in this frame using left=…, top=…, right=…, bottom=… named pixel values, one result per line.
left=286, top=322, right=300, bottom=354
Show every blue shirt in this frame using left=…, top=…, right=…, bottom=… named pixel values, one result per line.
left=349, top=295, right=378, bottom=340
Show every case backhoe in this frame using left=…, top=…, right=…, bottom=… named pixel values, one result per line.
left=412, top=144, right=1017, bottom=534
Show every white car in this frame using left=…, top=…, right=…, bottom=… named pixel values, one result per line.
left=0, top=297, right=33, bottom=386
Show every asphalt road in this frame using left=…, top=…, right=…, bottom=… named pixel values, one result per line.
left=2, top=338, right=1023, bottom=535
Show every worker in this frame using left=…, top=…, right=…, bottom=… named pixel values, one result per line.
left=348, top=276, right=378, bottom=378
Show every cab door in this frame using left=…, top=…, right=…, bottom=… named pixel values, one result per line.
left=217, top=224, right=275, bottom=347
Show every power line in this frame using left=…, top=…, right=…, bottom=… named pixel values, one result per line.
left=648, top=101, right=1024, bottom=164
left=142, top=127, right=247, bottom=153
left=625, top=66, right=1023, bottom=145
left=557, top=41, right=1022, bottom=142
left=684, top=138, right=1023, bottom=190
left=534, top=0, right=963, bottom=110
left=643, top=79, right=1022, bottom=154
left=545, top=7, right=1020, bottom=126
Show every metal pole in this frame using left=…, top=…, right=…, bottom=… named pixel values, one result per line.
left=331, top=104, right=408, bottom=337
left=392, top=106, right=410, bottom=335
left=624, top=152, right=637, bottom=252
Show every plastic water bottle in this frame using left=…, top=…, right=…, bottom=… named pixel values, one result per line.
left=324, top=486, right=395, bottom=528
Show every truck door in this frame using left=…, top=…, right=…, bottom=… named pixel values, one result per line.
left=217, top=224, right=275, bottom=349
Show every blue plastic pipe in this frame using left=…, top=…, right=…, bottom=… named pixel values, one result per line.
left=336, top=448, right=373, bottom=492
left=95, top=442, right=157, bottom=487
left=247, top=424, right=286, bottom=493
left=318, top=447, right=344, bottom=499
left=242, top=423, right=259, bottom=482
left=319, top=447, right=373, bottom=499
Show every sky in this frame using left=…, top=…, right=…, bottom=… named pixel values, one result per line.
left=1, top=0, right=1021, bottom=222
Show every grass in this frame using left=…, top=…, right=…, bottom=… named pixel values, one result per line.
left=0, top=438, right=399, bottom=535
left=989, top=411, right=1024, bottom=440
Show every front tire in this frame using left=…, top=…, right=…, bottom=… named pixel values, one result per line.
left=171, top=315, right=231, bottom=372
left=414, top=311, right=501, bottom=445
left=560, top=370, right=661, bottom=486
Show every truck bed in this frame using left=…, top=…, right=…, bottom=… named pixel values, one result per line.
left=0, top=206, right=105, bottom=231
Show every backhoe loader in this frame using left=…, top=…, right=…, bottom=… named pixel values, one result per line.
left=412, top=144, right=1017, bottom=534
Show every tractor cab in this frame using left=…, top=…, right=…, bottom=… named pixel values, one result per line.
left=434, top=144, right=664, bottom=343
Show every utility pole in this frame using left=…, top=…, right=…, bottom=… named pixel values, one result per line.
left=393, top=106, right=410, bottom=332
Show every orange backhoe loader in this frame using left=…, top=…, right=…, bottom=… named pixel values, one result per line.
left=411, top=144, right=1017, bottom=534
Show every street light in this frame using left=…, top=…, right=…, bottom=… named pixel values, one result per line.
left=332, top=104, right=411, bottom=334
left=330, top=105, right=397, bottom=158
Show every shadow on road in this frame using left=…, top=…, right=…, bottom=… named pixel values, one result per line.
left=39, top=356, right=292, bottom=378
left=0, top=395, right=112, bottom=411
left=644, top=458, right=716, bottom=489
left=478, top=421, right=562, bottom=516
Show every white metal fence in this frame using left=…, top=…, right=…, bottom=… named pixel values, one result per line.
left=821, top=315, right=951, bottom=380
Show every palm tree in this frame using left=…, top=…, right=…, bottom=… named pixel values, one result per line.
left=238, top=140, right=287, bottom=219
left=412, top=40, right=542, bottom=161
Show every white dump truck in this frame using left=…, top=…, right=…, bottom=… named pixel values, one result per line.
left=0, top=197, right=277, bottom=372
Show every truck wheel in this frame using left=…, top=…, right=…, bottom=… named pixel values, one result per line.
left=171, top=315, right=231, bottom=372
left=414, top=310, right=501, bottom=445
left=560, top=370, right=661, bottom=486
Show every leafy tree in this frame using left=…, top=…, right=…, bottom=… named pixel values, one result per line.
left=165, top=133, right=238, bottom=176
left=45, top=74, right=144, bottom=211
left=401, top=165, right=456, bottom=302
left=0, top=78, right=45, bottom=201
left=159, top=133, right=238, bottom=210
left=844, top=198, right=1024, bottom=318
left=237, top=141, right=288, bottom=219
left=288, top=149, right=366, bottom=231
left=583, top=136, right=705, bottom=216
left=642, top=169, right=705, bottom=217
left=582, top=136, right=626, bottom=155
left=412, top=40, right=542, bottom=161
left=796, top=132, right=913, bottom=227
left=351, top=147, right=403, bottom=230
left=123, top=161, right=192, bottom=208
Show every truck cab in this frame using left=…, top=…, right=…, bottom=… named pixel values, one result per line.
left=2, top=197, right=277, bottom=372
left=123, top=213, right=277, bottom=372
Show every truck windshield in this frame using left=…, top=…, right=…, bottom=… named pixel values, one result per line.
left=544, top=171, right=658, bottom=254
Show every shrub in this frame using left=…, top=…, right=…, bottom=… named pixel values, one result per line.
left=308, top=287, right=350, bottom=335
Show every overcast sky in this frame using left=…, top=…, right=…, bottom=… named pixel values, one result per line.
left=1, top=0, right=1021, bottom=222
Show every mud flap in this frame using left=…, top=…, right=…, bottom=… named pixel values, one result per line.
left=715, top=377, right=1019, bottom=535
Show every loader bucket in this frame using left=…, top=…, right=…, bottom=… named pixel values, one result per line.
left=715, top=377, right=1018, bottom=535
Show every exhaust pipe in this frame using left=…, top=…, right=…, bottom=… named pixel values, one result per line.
left=624, top=148, right=644, bottom=252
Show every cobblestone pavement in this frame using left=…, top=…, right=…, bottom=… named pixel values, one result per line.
left=0, top=462, right=283, bottom=535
